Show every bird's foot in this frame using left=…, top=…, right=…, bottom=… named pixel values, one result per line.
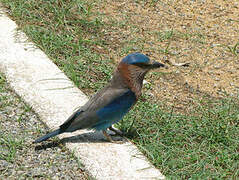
left=109, top=126, right=124, bottom=136
left=102, top=130, right=124, bottom=144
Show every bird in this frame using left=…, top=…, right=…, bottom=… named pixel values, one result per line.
left=34, top=53, right=165, bottom=143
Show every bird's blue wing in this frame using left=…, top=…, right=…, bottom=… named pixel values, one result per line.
left=60, top=87, right=136, bottom=132
left=92, top=90, right=136, bottom=130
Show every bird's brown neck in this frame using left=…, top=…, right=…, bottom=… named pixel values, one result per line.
left=117, top=62, right=146, bottom=99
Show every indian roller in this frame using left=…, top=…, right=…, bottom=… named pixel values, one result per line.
left=34, top=53, right=165, bottom=143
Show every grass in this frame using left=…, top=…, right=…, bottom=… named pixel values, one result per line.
left=1, top=0, right=113, bottom=95
left=1, top=0, right=239, bottom=178
left=0, top=134, right=24, bottom=162
left=120, top=95, right=239, bottom=178
left=226, top=42, right=239, bottom=56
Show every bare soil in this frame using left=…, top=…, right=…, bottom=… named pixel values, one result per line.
left=94, top=0, right=239, bottom=111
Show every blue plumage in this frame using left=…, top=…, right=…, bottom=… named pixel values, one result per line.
left=34, top=129, right=61, bottom=143
left=34, top=53, right=165, bottom=143
left=94, top=90, right=136, bottom=130
left=122, top=53, right=150, bottom=65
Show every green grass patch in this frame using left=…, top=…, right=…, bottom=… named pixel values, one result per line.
left=1, top=0, right=239, bottom=178
left=119, top=95, right=239, bottom=178
left=1, top=0, right=113, bottom=95
left=0, top=134, right=24, bottom=162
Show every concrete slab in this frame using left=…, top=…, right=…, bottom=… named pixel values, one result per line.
left=0, top=8, right=165, bottom=180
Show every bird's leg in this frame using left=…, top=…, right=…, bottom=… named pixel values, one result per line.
left=109, top=126, right=124, bottom=136
left=102, top=130, right=113, bottom=142
left=102, top=130, right=123, bottom=144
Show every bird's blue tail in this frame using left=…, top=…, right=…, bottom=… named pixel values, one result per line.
left=34, top=129, right=61, bottom=143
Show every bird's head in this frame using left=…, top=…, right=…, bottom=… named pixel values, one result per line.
left=121, top=53, right=165, bottom=69
left=116, top=53, right=165, bottom=97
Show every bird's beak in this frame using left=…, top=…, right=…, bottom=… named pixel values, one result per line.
left=150, top=60, right=166, bottom=69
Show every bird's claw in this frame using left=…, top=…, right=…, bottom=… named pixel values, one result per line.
left=102, top=130, right=124, bottom=143
left=109, top=126, right=124, bottom=136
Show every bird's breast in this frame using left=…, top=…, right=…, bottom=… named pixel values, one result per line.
left=93, top=90, right=137, bottom=130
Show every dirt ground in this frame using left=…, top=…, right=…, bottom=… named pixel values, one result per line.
left=93, top=0, right=239, bottom=112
